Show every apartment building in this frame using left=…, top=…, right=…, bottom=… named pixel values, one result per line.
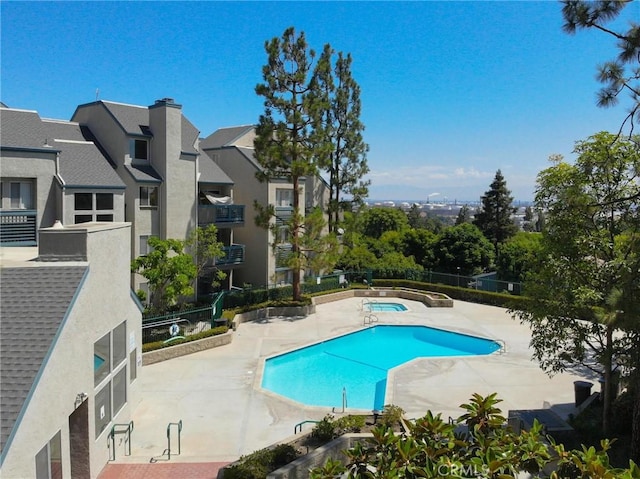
left=0, top=222, right=142, bottom=479
left=200, top=125, right=330, bottom=287
left=0, top=107, right=126, bottom=244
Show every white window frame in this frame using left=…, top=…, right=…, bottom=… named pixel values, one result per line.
left=9, top=181, right=33, bottom=209
left=139, top=186, right=158, bottom=208
left=275, top=189, right=293, bottom=207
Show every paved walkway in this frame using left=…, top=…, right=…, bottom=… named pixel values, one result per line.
left=99, top=297, right=593, bottom=478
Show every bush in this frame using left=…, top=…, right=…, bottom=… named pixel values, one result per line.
left=380, top=404, right=405, bottom=429
left=224, top=444, right=300, bottom=479
left=372, top=278, right=528, bottom=309
left=334, top=415, right=365, bottom=434
left=142, top=325, right=228, bottom=352
left=311, top=415, right=337, bottom=442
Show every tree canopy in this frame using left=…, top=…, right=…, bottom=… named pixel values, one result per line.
left=561, top=0, right=640, bottom=137
left=473, top=169, right=518, bottom=252
left=511, top=132, right=640, bottom=456
left=314, top=45, right=370, bottom=233
left=254, top=27, right=337, bottom=300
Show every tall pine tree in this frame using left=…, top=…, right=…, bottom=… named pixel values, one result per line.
left=313, top=45, right=369, bottom=233
left=473, top=169, right=517, bottom=252
left=254, top=27, right=337, bottom=301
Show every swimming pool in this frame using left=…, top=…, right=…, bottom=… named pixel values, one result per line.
left=261, top=325, right=500, bottom=410
left=365, top=302, right=407, bottom=312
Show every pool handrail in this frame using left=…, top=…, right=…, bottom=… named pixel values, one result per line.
left=294, top=420, right=320, bottom=434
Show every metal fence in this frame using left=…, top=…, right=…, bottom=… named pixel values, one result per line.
left=142, top=291, right=226, bottom=344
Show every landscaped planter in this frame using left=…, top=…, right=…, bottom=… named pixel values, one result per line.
left=142, top=330, right=233, bottom=365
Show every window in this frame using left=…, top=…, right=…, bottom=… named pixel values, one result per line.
left=35, top=431, right=62, bottom=479
left=130, top=349, right=137, bottom=382
left=113, top=322, right=126, bottom=366
left=10, top=181, right=33, bottom=209
left=74, top=193, right=92, bottom=210
left=140, top=186, right=158, bottom=207
left=112, top=367, right=127, bottom=416
left=96, top=193, right=114, bottom=210
left=276, top=189, right=293, bottom=207
left=94, top=333, right=110, bottom=386
left=130, top=139, right=148, bottom=161
left=75, top=215, right=93, bottom=224
left=94, top=383, right=111, bottom=438
left=73, top=192, right=115, bottom=224
left=139, top=235, right=151, bottom=255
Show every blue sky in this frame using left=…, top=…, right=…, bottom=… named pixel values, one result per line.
left=2, top=1, right=638, bottom=202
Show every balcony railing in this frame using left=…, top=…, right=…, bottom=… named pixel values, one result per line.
left=198, top=204, right=244, bottom=227
left=0, top=210, right=37, bottom=246
left=275, top=206, right=293, bottom=226
left=216, top=244, right=245, bottom=266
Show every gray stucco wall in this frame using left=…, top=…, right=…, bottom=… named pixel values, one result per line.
left=0, top=150, right=59, bottom=231
left=1, top=223, right=142, bottom=479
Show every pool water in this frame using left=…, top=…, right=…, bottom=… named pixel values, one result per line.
left=366, top=302, right=407, bottom=312
left=261, top=325, right=500, bottom=410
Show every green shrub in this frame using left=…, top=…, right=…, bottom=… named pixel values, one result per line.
left=380, top=404, right=405, bottom=429
left=311, top=415, right=337, bottom=442
left=334, top=415, right=365, bottom=434
left=372, top=279, right=529, bottom=309
left=223, top=444, right=300, bottom=479
left=142, top=325, right=228, bottom=352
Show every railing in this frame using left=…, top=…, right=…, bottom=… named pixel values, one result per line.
left=216, top=244, right=245, bottom=266
left=274, top=206, right=293, bottom=226
left=198, top=204, right=244, bottom=227
left=109, top=421, right=134, bottom=461
left=166, top=420, right=182, bottom=460
left=142, top=305, right=215, bottom=344
left=294, top=420, right=320, bottom=434
left=0, top=210, right=37, bottom=246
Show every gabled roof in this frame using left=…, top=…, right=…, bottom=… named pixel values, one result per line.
left=1, top=108, right=124, bottom=189
left=236, top=146, right=262, bottom=171
left=181, top=116, right=200, bottom=156
left=42, top=119, right=124, bottom=188
left=124, top=163, right=163, bottom=183
left=198, top=146, right=233, bottom=185
left=0, top=108, right=57, bottom=151
left=200, top=125, right=254, bottom=149
left=0, top=265, right=88, bottom=455
left=100, top=101, right=151, bottom=137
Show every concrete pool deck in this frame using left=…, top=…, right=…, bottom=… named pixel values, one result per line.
left=110, top=297, right=593, bottom=467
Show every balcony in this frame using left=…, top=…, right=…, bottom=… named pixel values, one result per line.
left=198, top=204, right=245, bottom=227
left=0, top=210, right=37, bottom=246
left=274, top=206, right=293, bottom=226
left=215, top=244, right=245, bottom=267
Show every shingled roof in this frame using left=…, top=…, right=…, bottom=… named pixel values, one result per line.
left=198, top=146, right=233, bottom=185
left=0, top=108, right=55, bottom=151
left=200, top=125, right=254, bottom=150
left=1, top=109, right=125, bottom=189
left=0, top=265, right=88, bottom=454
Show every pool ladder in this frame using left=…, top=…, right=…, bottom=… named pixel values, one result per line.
left=363, top=312, right=378, bottom=325
left=332, top=387, right=348, bottom=413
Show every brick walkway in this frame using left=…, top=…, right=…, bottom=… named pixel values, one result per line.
left=97, top=462, right=229, bottom=479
